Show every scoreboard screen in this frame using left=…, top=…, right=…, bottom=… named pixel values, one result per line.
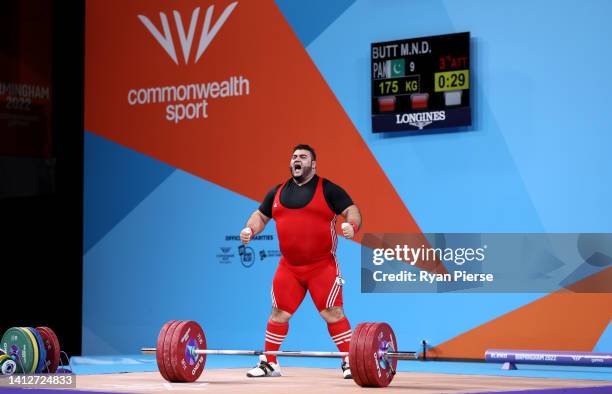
left=371, top=32, right=471, bottom=133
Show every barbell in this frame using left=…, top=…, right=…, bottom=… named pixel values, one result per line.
left=141, top=320, right=419, bottom=388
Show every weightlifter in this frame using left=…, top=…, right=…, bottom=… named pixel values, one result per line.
left=240, top=144, right=361, bottom=379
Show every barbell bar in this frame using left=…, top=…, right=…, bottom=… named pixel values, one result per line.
left=141, top=348, right=418, bottom=360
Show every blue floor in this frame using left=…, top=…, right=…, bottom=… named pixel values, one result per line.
left=70, top=354, right=612, bottom=381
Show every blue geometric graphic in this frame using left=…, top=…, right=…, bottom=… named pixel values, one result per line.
left=84, top=131, right=175, bottom=252
left=275, top=0, right=356, bottom=47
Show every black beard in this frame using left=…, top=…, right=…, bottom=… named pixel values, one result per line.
left=290, top=166, right=311, bottom=183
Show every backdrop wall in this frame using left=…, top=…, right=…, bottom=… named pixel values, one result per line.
left=83, top=0, right=612, bottom=358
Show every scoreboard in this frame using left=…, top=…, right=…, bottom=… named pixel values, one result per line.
left=371, top=32, right=471, bottom=133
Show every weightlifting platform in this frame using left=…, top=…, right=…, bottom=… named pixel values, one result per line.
left=68, top=368, right=611, bottom=393
left=47, top=354, right=610, bottom=394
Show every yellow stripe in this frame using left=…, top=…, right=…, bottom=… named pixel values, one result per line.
left=20, top=327, right=39, bottom=373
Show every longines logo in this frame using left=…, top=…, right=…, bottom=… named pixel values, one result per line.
left=138, top=2, right=238, bottom=65
left=395, top=111, right=446, bottom=130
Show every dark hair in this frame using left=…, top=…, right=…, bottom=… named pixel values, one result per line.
left=292, top=144, right=316, bottom=160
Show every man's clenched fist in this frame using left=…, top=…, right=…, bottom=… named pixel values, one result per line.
left=341, top=222, right=356, bottom=239
left=240, top=227, right=254, bottom=244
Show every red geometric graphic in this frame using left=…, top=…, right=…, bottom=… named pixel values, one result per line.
left=85, top=0, right=421, bottom=239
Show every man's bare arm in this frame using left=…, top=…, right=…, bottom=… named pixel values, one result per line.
left=247, top=210, right=271, bottom=235
left=240, top=210, right=271, bottom=243
left=342, top=204, right=361, bottom=228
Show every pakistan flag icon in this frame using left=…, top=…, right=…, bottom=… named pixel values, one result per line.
left=388, top=59, right=405, bottom=77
